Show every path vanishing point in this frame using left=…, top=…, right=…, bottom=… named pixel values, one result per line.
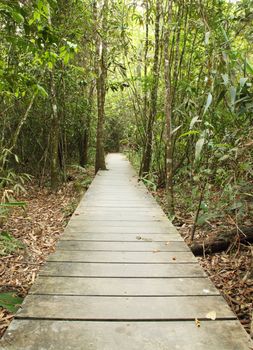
left=1, top=153, right=252, bottom=349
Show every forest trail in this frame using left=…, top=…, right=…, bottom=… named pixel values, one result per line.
left=1, top=154, right=252, bottom=349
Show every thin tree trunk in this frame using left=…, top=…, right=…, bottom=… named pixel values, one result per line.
left=49, top=70, right=60, bottom=189
left=139, top=0, right=149, bottom=177
left=8, top=94, right=35, bottom=154
left=140, top=0, right=161, bottom=176
left=95, top=0, right=107, bottom=173
left=80, top=84, right=94, bottom=166
left=143, top=0, right=149, bottom=127
left=46, top=4, right=61, bottom=189
left=164, top=0, right=174, bottom=213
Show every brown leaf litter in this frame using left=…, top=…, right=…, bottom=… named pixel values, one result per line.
left=0, top=170, right=93, bottom=338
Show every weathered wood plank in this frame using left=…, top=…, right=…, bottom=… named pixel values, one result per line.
left=85, top=193, right=152, bottom=200
left=56, top=241, right=190, bottom=251
left=66, top=221, right=176, bottom=232
left=30, top=276, right=219, bottom=296
left=16, top=295, right=235, bottom=320
left=79, top=202, right=157, bottom=207
left=67, top=219, right=173, bottom=226
left=2, top=320, right=251, bottom=350
left=39, top=262, right=206, bottom=278
left=75, top=207, right=163, bottom=213
left=60, top=232, right=183, bottom=241
left=73, top=206, right=166, bottom=215
left=47, top=251, right=196, bottom=263
left=71, top=213, right=166, bottom=221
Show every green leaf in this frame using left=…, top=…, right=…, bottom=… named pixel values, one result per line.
left=239, top=77, right=248, bottom=88
left=221, top=74, right=229, bottom=86
left=190, top=116, right=199, bottom=130
left=228, top=202, right=243, bottom=211
left=205, top=32, right=210, bottom=45
left=219, top=154, right=230, bottom=162
left=0, top=202, right=26, bottom=208
left=220, top=25, right=229, bottom=43
left=34, top=84, right=48, bottom=98
left=229, top=86, right=236, bottom=108
left=245, top=60, right=253, bottom=75
left=0, top=292, right=23, bottom=313
left=11, top=11, right=24, bottom=24
left=0, top=231, right=25, bottom=256
left=178, top=130, right=200, bottom=139
left=203, top=93, right=212, bottom=115
left=195, top=137, right=205, bottom=161
left=171, top=125, right=182, bottom=135
left=196, top=213, right=209, bottom=225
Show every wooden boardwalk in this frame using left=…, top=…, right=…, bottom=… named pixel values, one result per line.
left=1, top=154, right=252, bottom=349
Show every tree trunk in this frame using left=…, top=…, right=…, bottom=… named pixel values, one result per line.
left=94, top=0, right=107, bottom=174
left=79, top=129, right=89, bottom=167
left=79, top=85, right=94, bottom=167
left=49, top=70, right=60, bottom=190
left=191, top=227, right=253, bottom=256
left=164, top=0, right=174, bottom=213
left=46, top=4, right=61, bottom=189
left=139, top=0, right=149, bottom=177
left=140, top=0, right=160, bottom=176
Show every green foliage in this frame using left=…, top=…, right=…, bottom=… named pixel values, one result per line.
left=141, top=177, right=157, bottom=192
left=0, top=231, right=25, bottom=256
left=0, top=292, right=23, bottom=313
left=0, top=0, right=252, bottom=232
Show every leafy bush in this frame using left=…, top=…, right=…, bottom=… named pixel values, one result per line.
left=0, top=292, right=23, bottom=313
left=0, top=231, right=25, bottom=256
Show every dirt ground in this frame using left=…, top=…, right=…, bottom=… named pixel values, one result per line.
left=155, top=188, right=253, bottom=336
left=0, top=168, right=93, bottom=337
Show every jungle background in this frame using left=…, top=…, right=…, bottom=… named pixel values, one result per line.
left=0, top=0, right=252, bottom=337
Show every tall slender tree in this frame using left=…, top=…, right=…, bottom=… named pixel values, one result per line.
left=140, top=0, right=161, bottom=176
left=94, top=0, right=107, bottom=173
left=164, top=0, right=174, bottom=213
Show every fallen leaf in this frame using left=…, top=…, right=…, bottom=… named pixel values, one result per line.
left=195, top=318, right=201, bottom=327
left=206, top=311, right=217, bottom=320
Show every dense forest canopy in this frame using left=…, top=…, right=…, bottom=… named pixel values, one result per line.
left=0, top=0, right=252, bottom=224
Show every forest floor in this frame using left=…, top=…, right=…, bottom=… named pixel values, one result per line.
left=0, top=166, right=94, bottom=338
left=155, top=188, right=253, bottom=336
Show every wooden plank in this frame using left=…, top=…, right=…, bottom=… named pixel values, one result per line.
left=56, top=241, right=190, bottom=251
left=30, top=277, right=219, bottom=296
left=66, top=220, right=176, bottom=230
left=79, top=202, right=157, bottom=208
left=40, top=262, right=206, bottom=278
left=85, top=191, right=151, bottom=197
left=71, top=213, right=166, bottom=221
left=2, top=320, right=251, bottom=350
left=87, top=187, right=148, bottom=192
left=47, top=251, right=196, bottom=263
left=61, top=232, right=183, bottom=241
left=67, top=219, right=174, bottom=226
left=16, top=295, right=236, bottom=320
left=75, top=208, right=164, bottom=214
left=84, top=195, right=153, bottom=201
